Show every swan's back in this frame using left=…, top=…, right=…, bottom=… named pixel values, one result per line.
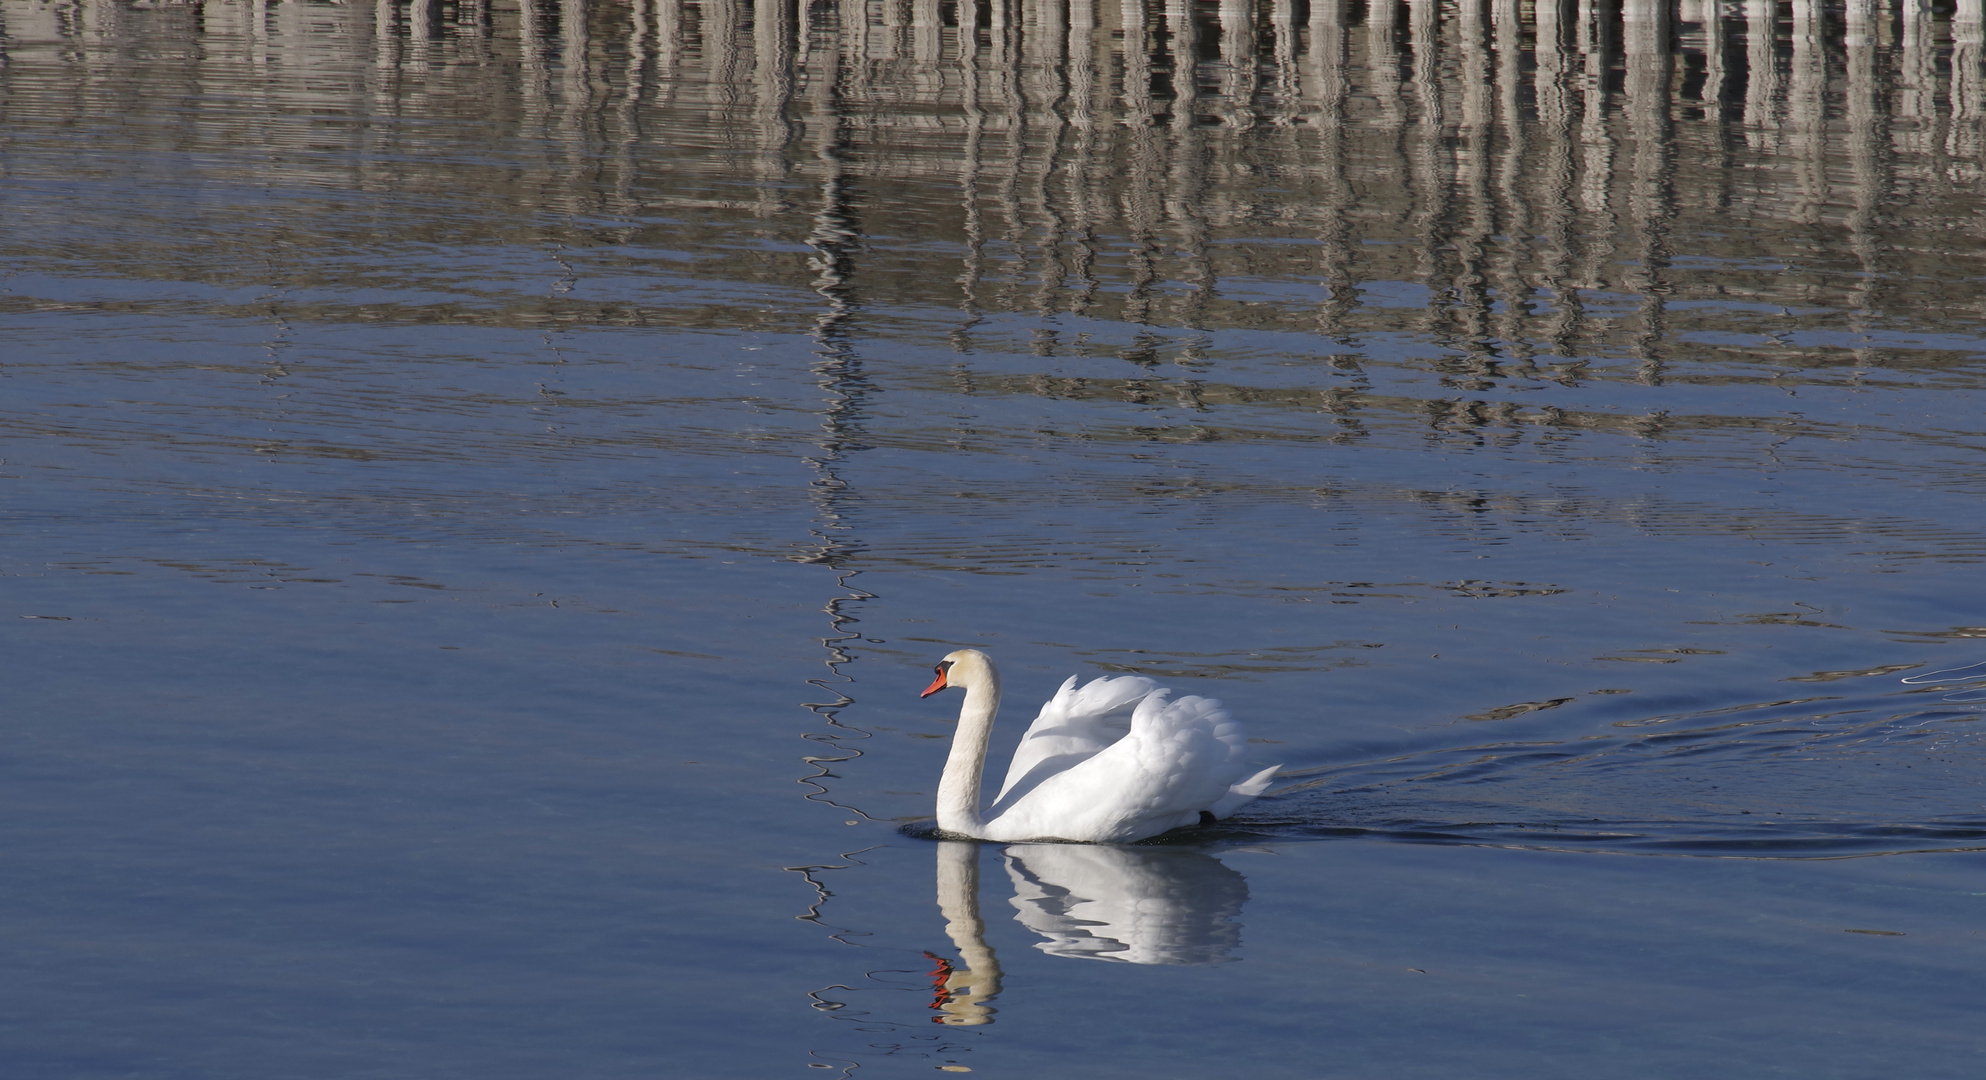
left=982, top=684, right=1277, bottom=843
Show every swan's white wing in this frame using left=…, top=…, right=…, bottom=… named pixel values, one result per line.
left=983, top=690, right=1276, bottom=843
left=991, top=674, right=1158, bottom=807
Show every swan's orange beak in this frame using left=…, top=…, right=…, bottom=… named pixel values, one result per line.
left=920, top=666, right=950, bottom=698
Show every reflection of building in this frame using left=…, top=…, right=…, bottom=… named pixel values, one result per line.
left=6, top=0, right=1985, bottom=351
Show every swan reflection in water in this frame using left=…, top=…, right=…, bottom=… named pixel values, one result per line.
left=927, top=840, right=1250, bottom=1025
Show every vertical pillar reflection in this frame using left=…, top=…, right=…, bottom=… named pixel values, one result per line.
left=1698, top=0, right=1726, bottom=110
left=1897, top=0, right=1937, bottom=160
left=705, top=0, right=741, bottom=102
left=409, top=0, right=433, bottom=47
left=986, top=0, right=1028, bottom=314
left=614, top=0, right=652, bottom=220
left=1368, top=0, right=1403, bottom=128
left=1742, top=0, right=1780, bottom=150
left=1955, top=0, right=1986, bottom=306
left=1023, top=0, right=1072, bottom=319
left=517, top=0, right=552, bottom=197
left=1451, top=0, right=1494, bottom=366
left=789, top=1, right=882, bottom=802
left=653, top=0, right=682, bottom=82
left=1310, top=0, right=1359, bottom=336
left=1786, top=0, right=1827, bottom=222
left=1217, top=0, right=1256, bottom=127
left=1269, top=0, right=1301, bottom=123
left=1122, top=0, right=1165, bottom=327
left=554, top=0, right=595, bottom=217
left=912, top=0, right=943, bottom=63
left=376, top=0, right=400, bottom=69
left=1066, top=0, right=1103, bottom=315
left=1954, top=0, right=1986, bottom=164
left=1843, top=0, right=1887, bottom=363
left=1490, top=0, right=1532, bottom=360
left=952, top=0, right=990, bottom=343
left=1406, top=0, right=1447, bottom=334
left=1164, top=0, right=1213, bottom=328
left=1623, top=0, right=1672, bottom=384
left=1574, top=0, right=1616, bottom=322
left=754, top=0, right=798, bottom=219
left=1533, top=0, right=1582, bottom=356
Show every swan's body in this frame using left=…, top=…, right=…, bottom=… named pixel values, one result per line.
left=922, top=649, right=1280, bottom=844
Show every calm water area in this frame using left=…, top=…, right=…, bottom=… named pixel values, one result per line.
left=3, top=0, right=1985, bottom=1075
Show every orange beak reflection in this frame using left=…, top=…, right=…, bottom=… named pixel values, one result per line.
left=920, top=668, right=950, bottom=698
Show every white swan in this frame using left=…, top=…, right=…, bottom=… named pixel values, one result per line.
left=919, top=649, right=1280, bottom=843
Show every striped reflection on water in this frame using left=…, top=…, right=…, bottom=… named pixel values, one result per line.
left=1901, top=660, right=1986, bottom=703
left=927, top=840, right=1251, bottom=1024
left=1003, top=844, right=1248, bottom=965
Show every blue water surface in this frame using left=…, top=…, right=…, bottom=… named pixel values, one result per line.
left=2, top=2, right=1984, bottom=1077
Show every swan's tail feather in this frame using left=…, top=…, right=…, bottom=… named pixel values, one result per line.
left=1208, top=762, right=1281, bottom=819
left=1129, top=690, right=1231, bottom=738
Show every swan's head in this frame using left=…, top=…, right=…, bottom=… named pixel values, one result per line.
left=920, top=649, right=994, bottom=698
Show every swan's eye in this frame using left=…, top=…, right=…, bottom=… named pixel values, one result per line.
left=936, top=660, right=954, bottom=674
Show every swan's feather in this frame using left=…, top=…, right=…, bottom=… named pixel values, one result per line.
left=991, top=674, right=1157, bottom=807
left=979, top=686, right=1280, bottom=843
left=1208, top=762, right=1281, bottom=819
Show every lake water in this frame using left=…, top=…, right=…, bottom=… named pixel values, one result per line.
left=3, top=0, right=1984, bottom=1075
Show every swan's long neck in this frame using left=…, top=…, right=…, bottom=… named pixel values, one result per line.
left=936, top=669, right=1000, bottom=837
